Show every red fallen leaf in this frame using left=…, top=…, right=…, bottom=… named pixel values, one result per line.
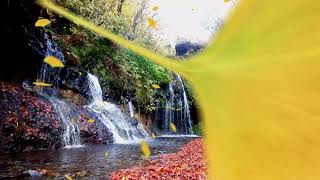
left=108, top=139, right=206, bottom=179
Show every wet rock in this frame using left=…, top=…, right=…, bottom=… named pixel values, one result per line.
left=59, top=66, right=88, bottom=96
left=23, top=170, right=42, bottom=177
left=59, top=89, right=88, bottom=106
left=76, top=107, right=114, bottom=144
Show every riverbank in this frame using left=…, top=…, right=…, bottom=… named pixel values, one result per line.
left=109, top=139, right=206, bottom=179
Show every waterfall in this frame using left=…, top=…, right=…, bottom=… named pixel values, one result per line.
left=159, top=74, right=193, bottom=135
left=128, top=101, right=134, bottom=118
left=86, top=73, right=148, bottom=143
left=176, top=75, right=193, bottom=134
left=35, top=33, right=82, bottom=148
left=164, top=82, right=175, bottom=132
left=37, top=34, right=64, bottom=87
left=49, top=98, right=81, bottom=148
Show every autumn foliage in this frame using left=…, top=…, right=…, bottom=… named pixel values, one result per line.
left=109, top=139, right=206, bottom=179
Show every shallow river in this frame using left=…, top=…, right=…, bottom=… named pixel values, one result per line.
left=0, top=136, right=199, bottom=179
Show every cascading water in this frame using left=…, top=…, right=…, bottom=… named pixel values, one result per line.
left=157, top=74, right=194, bottom=135
left=35, top=33, right=82, bottom=148
left=128, top=101, right=135, bottom=118
left=86, top=73, right=148, bottom=143
left=37, top=34, right=64, bottom=87
left=164, top=82, right=175, bottom=132
left=128, top=100, right=149, bottom=137
left=49, top=98, right=81, bottom=148
left=176, top=75, right=193, bottom=134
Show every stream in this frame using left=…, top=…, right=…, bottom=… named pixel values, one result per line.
left=0, top=136, right=199, bottom=179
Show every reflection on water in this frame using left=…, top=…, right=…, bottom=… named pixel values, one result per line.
left=0, top=137, right=198, bottom=179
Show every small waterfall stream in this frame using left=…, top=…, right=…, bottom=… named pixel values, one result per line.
left=128, top=101, right=135, bottom=118
left=86, top=73, right=148, bottom=143
left=156, top=74, right=194, bottom=135
left=176, top=75, right=193, bottom=134
left=164, top=82, right=175, bottom=132
left=36, top=33, right=82, bottom=148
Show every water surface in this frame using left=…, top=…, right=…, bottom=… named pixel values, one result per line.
left=0, top=137, right=198, bottom=179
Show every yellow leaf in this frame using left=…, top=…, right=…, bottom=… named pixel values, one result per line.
left=71, top=117, right=74, bottom=124
left=170, top=122, right=177, bottom=133
left=140, top=140, right=150, bottom=159
left=151, top=133, right=156, bottom=139
left=147, top=18, right=156, bottom=28
left=87, top=119, right=95, bottom=123
left=33, top=81, right=52, bottom=87
left=152, top=6, right=158, bottom=11
left=64, top=174, right=72, bottom=180
left=104, top=152, right=109, bottom=157
left=121, top=177, right=125, bottom=180
left=35, top=18, right=51, bottom=27
left=16, top=122, right=19, bottom=128
left=151, top=84, right=160, bottom=89
left=224, top=0, right=231, bottom=2
left=44, top=56, right=64, bottom=68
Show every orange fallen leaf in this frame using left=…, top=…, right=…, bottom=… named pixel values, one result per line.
left=44, top=56, right=64, bottom=68
left=147, top=18, right=156, bottom=28
left=152, top=6, right=158, bottom=11
left=151, top=84, right=160, bottom=89
left=140, top=140, right=151, bottom=159
left=170, top=122, right=177, bottom=133
left=64, top=174, right=72, bottom=180
left=87, top=118, right=95, bottom=123
left=35, top=18, right=51, bottom=27
left=33, top=82, right=52, bottom=87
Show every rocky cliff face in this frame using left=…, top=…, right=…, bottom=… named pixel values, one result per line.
left=0, top=82, right=113, bottom=153
left=0, top=0, right=43, bottom=81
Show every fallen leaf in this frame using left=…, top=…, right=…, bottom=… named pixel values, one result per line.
left=151, top=84, right=160, bottom=89
left=152, top=6, right=158, bottom=11
left=147, top=18, right=156, bottom=28
left=105, top=152, right=109, bottom=157
left=33, top=82, right=52, bottom=87
left=44, top=56, right=64, bottom=68
left=71, top=117, right=74, bottom=124
left=87, top=118, right=95, bottom=123
left=140, top=140, right=151, bottom=159
left=35, top=18, right=51, bottom=27
left=170, top=122, right=177, bottom=133
left=76, top=171, right=87, bottom=176
left=64, top=174, right=72, bottom=180
left=151, top=133, right=156, bottom=139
